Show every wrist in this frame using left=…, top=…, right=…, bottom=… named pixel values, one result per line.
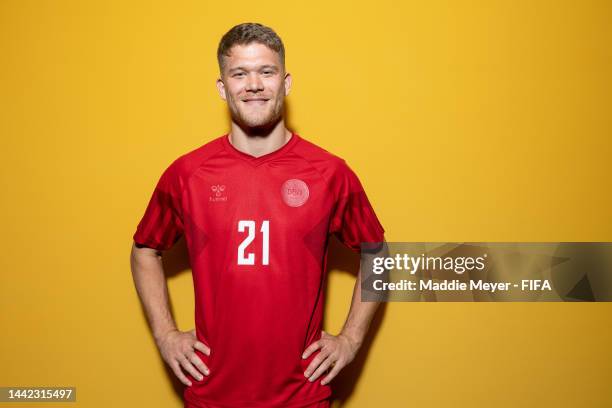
left=338, top=329, right=364, bottom=350
left=154, top=327, right=178, bottom=344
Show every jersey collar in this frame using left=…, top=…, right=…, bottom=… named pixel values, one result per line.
left=222, top=132, right=300, bottom=166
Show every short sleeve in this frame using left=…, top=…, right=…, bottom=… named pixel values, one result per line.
left=329, top=161, right=385, bottom=252
left=133, top=160, right=184, bottom=251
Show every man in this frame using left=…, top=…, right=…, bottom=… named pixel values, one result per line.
left=130, top=22, right=385, bottom=408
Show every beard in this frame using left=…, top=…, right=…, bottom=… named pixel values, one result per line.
left=228, top=94, right=284, bottom=132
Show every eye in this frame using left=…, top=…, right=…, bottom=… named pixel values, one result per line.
left=233, top=72, right=245, bottom=78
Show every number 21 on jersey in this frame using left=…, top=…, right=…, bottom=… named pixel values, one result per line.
left=237, top=220, right=269, bottom=266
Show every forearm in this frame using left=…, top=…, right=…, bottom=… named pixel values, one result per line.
left=130, top=242, right=177, bottom=342
left=339, top=267, right=380, bottom=349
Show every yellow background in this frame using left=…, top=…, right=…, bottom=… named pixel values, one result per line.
left=1, top=0, right=611, bottom=407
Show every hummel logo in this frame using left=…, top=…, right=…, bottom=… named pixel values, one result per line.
left=210, top=184, right=228, bottom=202
left=211, top=184, right=225, bottom=197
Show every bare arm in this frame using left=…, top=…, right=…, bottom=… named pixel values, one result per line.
left=130, top=241, right=210, bottom=386
left=129, top=242, right=177, bottom=341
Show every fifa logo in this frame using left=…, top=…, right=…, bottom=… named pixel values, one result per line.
left=210, top=184, right=228, bottom=202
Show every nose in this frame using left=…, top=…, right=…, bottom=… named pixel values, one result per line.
left=245, top=72, right=264, bottom=93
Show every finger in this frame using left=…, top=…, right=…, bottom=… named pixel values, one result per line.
left=193, top=341, right=211, bottom=356
left=321, top=361, right=343, bottom=385
left=170, top=360, right=192, bottom=387
left=186, top=351, right=210, bottom=376
left=302, top=340, right=322, bottom=360
left=178, top=355, right=204, bottom=381
left=308, top=356, right=334, bottom=382
left=304, top=349, right=330, bottom=377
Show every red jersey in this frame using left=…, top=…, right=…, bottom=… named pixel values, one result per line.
left=133, top=133, right=385, bottom=408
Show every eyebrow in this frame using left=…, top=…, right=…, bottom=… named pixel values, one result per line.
left=228, top=65, right=280, bottom=73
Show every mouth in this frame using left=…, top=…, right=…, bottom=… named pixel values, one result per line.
left=242, top=98, right=270, bottom=105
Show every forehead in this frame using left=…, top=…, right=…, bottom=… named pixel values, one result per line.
left=224, top=43, right=282, bottom=70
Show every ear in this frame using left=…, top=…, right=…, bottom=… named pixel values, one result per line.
left=216, top=78, right=227, bottom=101
left=284, top=72, right=292, bottom=96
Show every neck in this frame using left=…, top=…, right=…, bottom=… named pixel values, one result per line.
left=228, top=119, right=292, bottom=158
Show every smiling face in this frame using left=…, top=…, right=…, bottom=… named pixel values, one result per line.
left=216, top=42, right=292, bottom=130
